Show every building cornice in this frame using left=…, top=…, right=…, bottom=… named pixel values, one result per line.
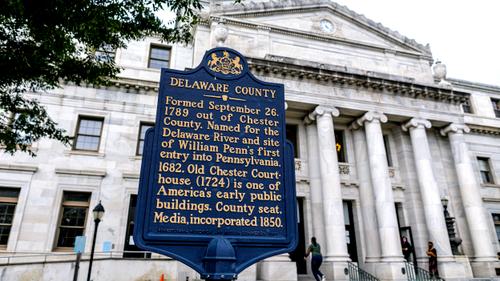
left=449, top=78, right=500, bottom=95
left=59, top=59, right=469, bottom=107
left=61, top=78, right=159, bottom=95
left=246, top=56, right=469, bottom=105
left=200, top=16, right=431, bottom=61
left=468, top=125, right=500, bottom=136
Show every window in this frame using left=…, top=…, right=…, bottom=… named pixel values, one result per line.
left=148, top=45, right=171, bottom=69
left=478, top=157, right=494, bottom=184
left=492, top=98, right=500, bottom=118
left=56, top=192, right=91, bottom=249
left=73, top=116, right=104, bottom=151
left=461, top=102, right=472, bottom=114
left=335, top=130, right=347, bottom=163
left=95, top=45, right=115, bottom=63
left=136, top=122, right=154, bottom=156
left=0, top=188, right=20, bottom=248
left=492, top=214, right=500, bottom=244
left=383, top=135, right=393, bottom=167
left=286, top=124, right=299, bottom=158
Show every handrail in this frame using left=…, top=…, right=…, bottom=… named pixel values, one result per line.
left=0, top=251, right=167, bottom=266
left=347, top=262, right=379, bottom=281
left=404, top=262, right=445, bottom=281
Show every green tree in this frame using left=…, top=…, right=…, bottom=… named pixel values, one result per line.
left=0, top=0, right=237, bottom=155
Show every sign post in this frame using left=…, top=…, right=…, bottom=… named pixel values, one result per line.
left=73, top=236, right=86, bottom=281
left=134, top=47, right=297, bottom=280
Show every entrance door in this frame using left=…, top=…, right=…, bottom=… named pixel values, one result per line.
left=289, top=197, right=307, bottom=274
left=344, top=201, right=358, bottom=262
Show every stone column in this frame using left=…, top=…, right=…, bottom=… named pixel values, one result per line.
left=309, top=106, right=349, bottom=281
left=441, top=124, right=498, bottom=276
left=356, top=112, right=403, bottom=261
left=304, top=116, right=326, bottom=246
left=355, top=112, right=404, bottom=281
left=349, top=122, right=381, bottom=266
left=402, top=118, right=453, bottom=259
left=401, top=118, right=474, bottom=279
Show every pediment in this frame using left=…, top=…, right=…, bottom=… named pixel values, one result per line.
left=212, top=1, right=430, bottom=56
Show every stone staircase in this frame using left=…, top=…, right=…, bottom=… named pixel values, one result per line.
left=298, top=274, right=316, bottom=281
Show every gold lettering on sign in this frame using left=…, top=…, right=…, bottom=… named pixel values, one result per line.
left=154, top=72, right=285, bottom=232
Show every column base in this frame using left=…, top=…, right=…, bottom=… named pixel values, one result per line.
left=322, top=261, right=349, bottom=281
left=437, top=257, right=473, bottom=281
left=470, top=259, right=500, bottom=278
left=372, top=261, right=406, bottom=281
left=257, top=255, right=297, bottom=281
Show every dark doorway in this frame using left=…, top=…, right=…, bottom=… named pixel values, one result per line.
left=400, top=226, right=417, bottom=268
left=124, top=195, right=151, bottom=258
left=289, top=197, right=307, bottom=274
left=344, top=201, right=358, bottom=262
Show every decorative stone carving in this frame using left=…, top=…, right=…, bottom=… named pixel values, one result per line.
left=432, top=61, right=452, bottom=88
left=401, top=118, right=432, bottom=131
left=355, top=111, right=387, bottom=127
left=440, top=123, right=470, bottom=136
left=338, top=163, right=350, bottom=175
left=294, top=159, right=301, bottom=171
left=308, top=105, right=340, bottom=120
left=388, top=168, right=395, bottom=178
left=213, top=20, right=228, bottom=47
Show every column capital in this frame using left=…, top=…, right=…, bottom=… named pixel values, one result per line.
left=355, top=111, right=387, bottom=127
left=348, top=120, right=362, bottom=131
left=303, top=115, right=314, bottom=125
left=440, top=123, right=470, bottom=136
left=308, top=105, right=339, bottom=121
left=401, top=118, right=432, bottom=132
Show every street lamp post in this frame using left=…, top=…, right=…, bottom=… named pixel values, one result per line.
left=87, top=201, right=105, bottom=281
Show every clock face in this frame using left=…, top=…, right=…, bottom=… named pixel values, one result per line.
left=320, top=19, right=334, bottom=33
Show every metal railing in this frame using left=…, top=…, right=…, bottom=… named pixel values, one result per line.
left=404, top=262, right=444, bottom=281
left=347, top=262, right=379, bottom=281
left=0, top=251, right=162, bottom=266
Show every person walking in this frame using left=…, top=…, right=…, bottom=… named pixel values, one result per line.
left=401, top=236, right=413, bottom=261
left=427, top=241, right=439, bottom=278
left=305, top=237, right=326, bottom=281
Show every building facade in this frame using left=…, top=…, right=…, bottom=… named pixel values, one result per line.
left=1, top=1, right=500, bottom=280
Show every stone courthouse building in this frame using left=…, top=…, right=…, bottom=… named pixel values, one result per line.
left=1, top=0, right=500, bottom=280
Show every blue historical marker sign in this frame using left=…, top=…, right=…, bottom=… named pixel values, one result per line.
left=134, top=47, right=297, bottom=280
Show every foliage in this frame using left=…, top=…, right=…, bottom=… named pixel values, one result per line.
left=0, top=0, right=235, bottom=155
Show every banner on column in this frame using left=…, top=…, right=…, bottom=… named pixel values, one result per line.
left=134, top=47, right=297, bottom=279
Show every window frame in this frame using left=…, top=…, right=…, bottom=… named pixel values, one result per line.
left=0, top=187, right=20, bottom=249
left=136, top=122, right=154, bottom=156
left=334, top=129, right=347, bottom=163
left=95, top=44, right=116, bottom=63
left=73, top=116, right=105, bottom=152
left=54, top=191, right=91, bottom=251
left=148, top=44, right=171, bottom=69
left=477, top=157, right=495, bottom=184
left=285, top=124, right=299, bottom=158
left=383, top=134, right=393, bottom=167
left=491, top=98, right=500, bottom=118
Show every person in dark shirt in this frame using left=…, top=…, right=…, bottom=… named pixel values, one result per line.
left=401, top=236, right=413, bottom=261
left=427, top=241, right=438, bottom=278
left=305, top=237, right=326, bottom=281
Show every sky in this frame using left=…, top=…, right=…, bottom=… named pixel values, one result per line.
left=331, top=0, right=500, bottom=86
